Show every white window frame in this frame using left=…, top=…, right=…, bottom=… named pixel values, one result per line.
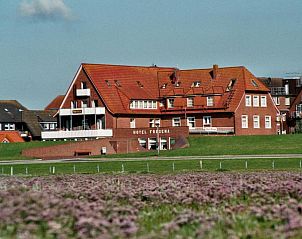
left=273, top=97, right=280, bottom=106
left=172, top=117, right=181, bottom=127
left=285, top=97, right=290, bottom=106
left=203, top=116, right=212, bottom=126
left=130, top=118, right=136, bottom=128
left=253, top=115, right=260, bottom=128
left=260, top=96, right=267, bottom=107
left=152, top=101, right=157, bottom=109
left=168, top=99, right=174, bottom=108
left=139, top=101, right=144, bottom=109
left=187, top=98, right=194, bottom=107
left=130, top=100, right=134, bottom=109
left=241, top=115, right=248, bottom=128
left=71, top=101, right=77, bottom=109
left=245, top=95, right=252, bottom=107
left=148, top=138, right=157, bottom=150
left=253, top=95, right=259, bottom=107
left=81, top=81, right=87, bottom=89
left=265, top=116, right=271, bottom=129
left=4, top=123, right=15, bottom=131
left=148, top=101, right=152, bottom=109
left=207, top=96, right=214, bottom=107
left=187, top=117, right=195, bottom=129
left=138, top=138, right=147, bottom=148
left=149, top=118, right=161, bottom=127
left=130, top=100, right=157, bottom=109
left=43, top=123, right=49, bottom=130
left=81, top=100, right=88, bottom=108
left=91, top=100, right=95, bottom=108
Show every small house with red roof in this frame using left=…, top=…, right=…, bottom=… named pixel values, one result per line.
left=0, top=131, right=24, bottom=143
left=42, top=63, right=279, bottom=150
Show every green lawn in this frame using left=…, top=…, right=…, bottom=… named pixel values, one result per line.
left=0, top=141, right=66, bottom=160
left=1, top=158, right=301, bottom=176
left=97, top=134, right=302, bottom=158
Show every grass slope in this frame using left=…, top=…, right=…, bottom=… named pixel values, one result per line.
left=0, top=141, right=66, bottom=160
left=100, top=134, right=302, bottom=158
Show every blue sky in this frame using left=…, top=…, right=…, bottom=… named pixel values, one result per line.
left=1, top=0, right=302, bottom=109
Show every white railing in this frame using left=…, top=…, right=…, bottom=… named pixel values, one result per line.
left=76, top=88, right=91, bottom=97
left=59, top=107, right=105, bottom=116
left=189, top=127, right=234, bottom=134
left=270, top=87, right=286, bottom=95
left=41, top=129, right=113, bottom=140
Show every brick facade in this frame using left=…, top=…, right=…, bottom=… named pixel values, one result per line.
left=22, top=138, right=145, bottom=159
left=47, top=63, right=280, bottom=146
left=235, top=93, right=278, bottom=135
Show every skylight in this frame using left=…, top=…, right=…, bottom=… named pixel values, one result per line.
left=114, top=80, right=121, bottom=87
left=251, top=79, right=259, bottom=87
left=105, top=80, right=111, bottom=86
left=136, top=81, right=143, bottom=88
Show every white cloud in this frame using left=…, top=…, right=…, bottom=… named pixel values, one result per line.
left=19, top=0, right=73, bottom=20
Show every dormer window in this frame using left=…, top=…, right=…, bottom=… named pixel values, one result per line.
left=226, top=79, right=236, bottom=91
left=207, top=96, right=214, bottom=107
left=187, top=97, right=194, bottom=107
left=130, top=100, right=157, bottom=109
left=192, top=81, right=201, bottom=87
left=175, top=82, right=181, bottom=87
left=161, top=83, right=167, bottom=89
left=168, top=98, right=174, bottom=108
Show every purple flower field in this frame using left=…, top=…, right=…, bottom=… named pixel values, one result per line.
left=0, top=172, right=302, bottom=238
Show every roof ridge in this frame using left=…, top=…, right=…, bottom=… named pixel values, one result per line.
left=180, top=66, right=245, bottom=72
left=82, top=63, right=177, bottom=70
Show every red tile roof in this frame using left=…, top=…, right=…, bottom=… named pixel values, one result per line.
left=82, top=64, right=175, bottom=114
left=63, top=63, right=269, bottom=115
left=45, top=95, right=64, bottom=110
left=0, top=131, right=24, bottom=143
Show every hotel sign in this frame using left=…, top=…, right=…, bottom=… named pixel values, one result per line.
left=72, top=109, right=83, bottom=114
left=133, top=128, right=171, bottom=135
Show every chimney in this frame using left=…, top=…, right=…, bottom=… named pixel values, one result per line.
left=213, top=64, right=218, bottom=79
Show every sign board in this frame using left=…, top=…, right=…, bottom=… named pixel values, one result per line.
left=72, top=109, right=83, bottom=114
left=132, top=128, right=171, bottom=135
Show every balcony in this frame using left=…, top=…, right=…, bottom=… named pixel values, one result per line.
left=270, top=87, right=286, bottom=95
left=59, top=107, right=105, bottom=116
left=76, top=88, right=91, bottom=97
left=41, top=129, right=113, bottom=140
left=189, top=127, right=234, bottom=134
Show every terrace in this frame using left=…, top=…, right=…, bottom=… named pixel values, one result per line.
left=42, top=106, right=111, bottom=140
left=270, top=87, right=286, bottom=95
left=41, top=129, right=113, bottom=140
